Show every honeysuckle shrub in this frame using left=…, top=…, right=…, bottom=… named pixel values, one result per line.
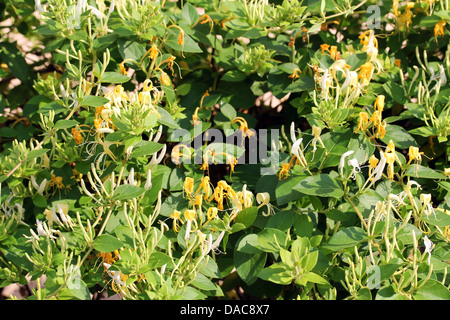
left=0, top=0, right=450, bottom=300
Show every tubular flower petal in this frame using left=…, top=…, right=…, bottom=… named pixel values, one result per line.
left=291, top=138, right=307, bottom=167
left=170, top=210, right=182, bottom=232
left=339, top=150, right=354, bottom=178
left=434, top=20, right=446, bottom=40
left=311, top=125, right=325, bottom=152
left=231, top=117, right=255, bottom=139
left=278, top=163, right=291, bottom=180
left=374, top=95, right=385, bottom=113
left=407, top=146, right=423, bottom=165
left=368, top=154, right=379, bottom=179
left=423, top=236, right=434, bottom=265
left=354, top=112, right=370, bottom=133
left=183, top=177, right=195, bottom=198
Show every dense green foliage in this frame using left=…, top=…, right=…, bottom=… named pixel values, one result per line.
left=0, top=0, right=449, bottom=300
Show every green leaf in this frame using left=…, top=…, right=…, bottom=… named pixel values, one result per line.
left=32, top=194, right=47, bottom=208
left=322, top=227, right=368, bottom=252
left=297, top=272, right=329, bottom=286
left=220, top=103, right=237, bottom=120
left=53, top=119, right=79, bottom=130
left=118, top=40, right=147, bottom=62
left=293, top=174, right=344, bottom=198
left=413, top=279, right=450, bottom=300
left=285, top=75, right=315, bottom=93
left=275, top=175, right=306, bottom=205
left=383, top=81, right=405, bottom=104
left=80, top=95, right=110, bottom=107
left=345, top=52, right=368, bottom=70
left=146, top=252, right=174, bottom=270
left=299, top=250, right=319, bottom=273
left=258, top=263, right=293, bottom=285
left=355, top=288, right=372, bottom=300
left=166, top=33, right=203, bottom=53
left=66, top=279, right=91, bottom=300
left=421, top=208, right=450, bottom=228
left=93, top=33, right=118, bottom=51
left=381, top=124, right=417, bottom=149
left=234, top=234, right=267, bottom=285
left=234, top=206, right=258, bottom=228
left=221, top=70, right=246, bottom=82
left=405, top=165, right=447, bottom=179
left=179, top=286, right=207, bottom=300
left=27, top=148, right=50, bottom=161
left=376, top=286, right=409, bottom=300
left=101, top=72, right=130, bottom=84
left=181, top=2, right=199, bottom=25
left=293, top=214, right=314, bottom=238
left=257, top=228, right=287, bottom=253
left=112, top=185, right=146, bottom=201
left=93, top=234, right=124, bottom=253
left=131, top=141, right=164, bottom=158
left=192, top=273, right=217, bottom=291
left=0, top=42, right=30, bottom=83
left=158, top=107, right=180, bottom=129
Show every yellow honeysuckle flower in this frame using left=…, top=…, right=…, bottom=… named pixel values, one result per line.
left=143, top=79, right=152, bottom=92
left=210, top=180, right=234, bottom=210
left=368, top=154, right=379, bottom=180
left=206, top=207, right=218, bottom=221
left=163, top=55, right=177, bottom=75
left=385, top=152, right=396, bottom=180
left=192, top=107, right=201, bottom=126
left=358, top=62, right=374, bottom=85
left=107, top=85, right=129, bottom=103
left=170, top=210, right=182, bottom=232
left=392, top=0, right=399, bottom=16
left=119, top=62, right=127, bottom=75
left=71, top=127, right=83, bottom=145
left=226, top=154, right=238, bottom=173
left=354, top=112, right=370, bottom=133
left=377, top=121, right=387, bottom=139
left=288, top=68, right=302, bottom=80
left=231, top=117, right=255, bottom=138
left=374, top=95, right=385, bottom=113
left=434, top=20, right=446, bottom=40
left=199, top=14, right=212, bottom=25
left=256, top=192, right=275, bottom=216
left=49, top=174, right=65, bottom=189
left=444, top=168, right=450, bottom=176
left=191, top=194, right=203, bottom=210
left=329, top=45, right=339, bottom=60
left=195, top=176, right=212, bottom=201
left=197, top=230, right=206, bottom=245
left=178, top=30, right=185, bottom=46
left=359, top=30, right=378, bottom=50
left=184, top=209, right=196, bottom=221
left=183, top=177, right=195, bottom=197
left=320, top=43, right=330, bottom=54
left=171, top=144, right=191, bottom=166
left=291, top=138, right=307, bottom=167
left=160, top=71, right=171, bottom=86
left=396, top=2, right=415, bottom=30
left=184, top=209, right=198, bottom=236
left=278, top=163, right=291, bottom=180
left=386, top=140, right=396, bottom=154
left=149, top=44, right=158, bottom=60
left=407, top=146, right=423, bottom=165
left=311, top=125, right=325, bottom=153
left=237, top=184, right=253, bottom=209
